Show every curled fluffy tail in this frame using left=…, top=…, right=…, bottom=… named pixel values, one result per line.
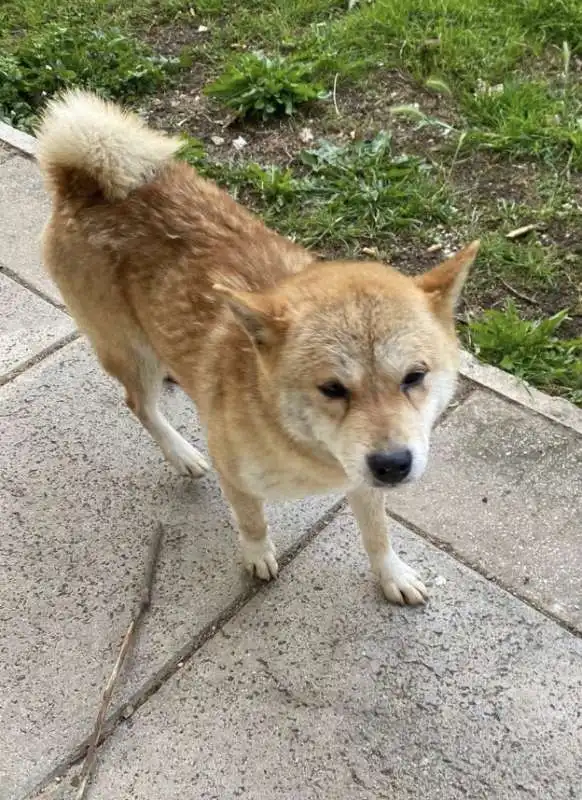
left=36, top=90, right=181, bottom=202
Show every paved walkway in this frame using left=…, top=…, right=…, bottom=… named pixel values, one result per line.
left=1, top=134, right=581, bottom=800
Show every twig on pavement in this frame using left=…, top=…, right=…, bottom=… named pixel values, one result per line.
left=74, top=524, right=164, bottom=800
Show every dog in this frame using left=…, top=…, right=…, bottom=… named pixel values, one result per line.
left=37, top=90, right=478, bottom=606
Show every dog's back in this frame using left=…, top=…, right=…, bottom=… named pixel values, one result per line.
left=37, top=90, right=310, bottom=290
left=37, top=91, right=312, bottom=399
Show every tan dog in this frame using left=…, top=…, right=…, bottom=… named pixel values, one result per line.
left=37, top=91, right=478, bottom=605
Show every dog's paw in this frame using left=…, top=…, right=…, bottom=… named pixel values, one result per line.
left=377, top=550, right=427, bottom=606
left=165, top=439, right=209, bottom=478
left=240, top=536, right=278, bottom=581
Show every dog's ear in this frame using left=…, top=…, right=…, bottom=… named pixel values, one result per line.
left=213, top=284, right=289, bottom=345
left=415, top=241, right=479, bottom=316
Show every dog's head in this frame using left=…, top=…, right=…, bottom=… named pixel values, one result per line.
left=216, top=242, right=477, bottom=490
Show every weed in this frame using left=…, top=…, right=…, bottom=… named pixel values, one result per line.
left=293, top=134, right=452, bottom=245
left=177, top=134, right=206, bottom=163
left=233, top=163, right=299, bottom=207
left=468, top=302, right=582, bottom=405
left=206, top=51, right=325, bottom=120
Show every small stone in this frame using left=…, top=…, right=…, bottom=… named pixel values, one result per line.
left=211, top=135, right=225, bottom=146
left=232, top=136, right=247, bottom=151
left=298, top=127, right=314, bottom=144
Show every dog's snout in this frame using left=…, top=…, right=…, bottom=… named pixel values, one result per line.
left=367, top=449, right=412, bottom=485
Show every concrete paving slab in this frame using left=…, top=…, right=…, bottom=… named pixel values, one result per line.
left=0, top=121, right=37, bottom=158
left=0, top=156, right=59, bottom=303
left=0, top=272, right=74, bottom=379
left=460, top=350, right=582, bottom=435
left=385, top=389, right=582, bottom=631
left=35, top=514, right=582, bottom=800
left=0, top=340, right=337, bottom=799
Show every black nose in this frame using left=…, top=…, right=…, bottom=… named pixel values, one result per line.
left=367, top=449, right=412, bottom=485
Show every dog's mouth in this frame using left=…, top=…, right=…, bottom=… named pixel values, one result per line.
left=370, top=478, right=402, bottom=489
left=368, top=474, right=415, bottom=490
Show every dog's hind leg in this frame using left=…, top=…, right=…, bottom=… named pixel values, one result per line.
left=97, top=338, right=209, bottom=478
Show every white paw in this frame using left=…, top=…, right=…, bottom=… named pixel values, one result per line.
left=240, top=536, right=278, bottom=581
left=164, top=438, right=209, bottom=478
left=376, top=550, right=428, bottom=606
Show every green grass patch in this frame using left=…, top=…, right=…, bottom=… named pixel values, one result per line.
left=183, top=133, right=453, bottom=249
left=477, top=233, right=561, bottom=289
left=462, top=81, right=582, bottom=168
left=3, top=0, right=582, bottom=167
left=0, top=25, right=180, bottom=129
left=0, top=0, right=189, bottom=30
left=515, top=0, right=582, bottom=53
left=0, top=1, right=187, bottom=128
left=200, top=0, right=582, bottom=170
left=467, top=303, right=582, bottom=405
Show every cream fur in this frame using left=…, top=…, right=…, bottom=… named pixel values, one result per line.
left=36, top=89, right=181, bottom=201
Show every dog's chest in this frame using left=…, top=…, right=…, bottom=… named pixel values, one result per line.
left=240, top=454, right=347, bottom=501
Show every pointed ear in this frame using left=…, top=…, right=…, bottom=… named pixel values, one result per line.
left=415, top=241, right=479, bottom=315
left=213, top=284, right=288, bottom=345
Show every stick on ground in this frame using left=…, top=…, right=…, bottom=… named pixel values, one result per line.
left=74, top=523, right=164, bottom=800
left=332, top=73, right=340, bottom=116
left=500, top=278, right=539, bottom=306
left=505, top=223, right=539, bottom=239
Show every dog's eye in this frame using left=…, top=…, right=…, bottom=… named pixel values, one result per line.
left=318, top=380, right=349, bottom=400
left=401, top=370, right=426, bottom=391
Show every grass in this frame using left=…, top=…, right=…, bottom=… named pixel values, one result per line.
left=0, top=2, right=184, bottom=128
left=467, top=304, right=582, bottom=405
left=0, top=26, right=179, bottom=129
left=3, top=0, right=581, bottom=160
left=0, top=0, right=581, bottom=403
left=476, top=234, right=561, bottom=291
left=462, top=79, right=582, bottom=169
left=199, top=0, right=582, bottom=166
left=182, top=133, right=453, bottom=250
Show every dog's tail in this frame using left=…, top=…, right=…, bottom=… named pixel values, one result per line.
left=36, top=90, right=181, bottom=203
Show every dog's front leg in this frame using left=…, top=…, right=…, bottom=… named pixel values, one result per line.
left=347, top=486, right=427, bottom=605
left=220, top=478, right=278, bottom=581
